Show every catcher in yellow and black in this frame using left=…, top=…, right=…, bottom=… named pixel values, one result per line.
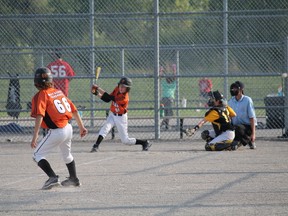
left=184, top=90, right=238, bottom=151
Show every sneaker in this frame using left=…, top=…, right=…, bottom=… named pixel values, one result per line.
left=42, top=176, right=60, bottom=190
left=248, top=142, right=256, bottom=149
left=61, top=177, right=81, bottom=187
left=90, top=146, right=99, bottom=152
left=142, top=140, right=152, bottom=151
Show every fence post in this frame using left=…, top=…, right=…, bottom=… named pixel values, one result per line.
left=180, top=118, right=184, bottom=139
left=121, top=48, right=125, bottom=76
left=89, top=0, right=95, bottom=128
left=284, top=37, right=288, bottom=137
left=153, top=0, right=160, bottom=139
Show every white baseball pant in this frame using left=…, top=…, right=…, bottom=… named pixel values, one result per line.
left=33, top=123, right=74, bottom=164
left=99, top=112, right=136, bottom=145
left=207, top=129, right=235, bottom=144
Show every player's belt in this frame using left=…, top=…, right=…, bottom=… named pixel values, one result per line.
left=113, top=113, right=123, bottom=116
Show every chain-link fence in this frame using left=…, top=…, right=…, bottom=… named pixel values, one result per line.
left=1, top=0, right=288, bottom=142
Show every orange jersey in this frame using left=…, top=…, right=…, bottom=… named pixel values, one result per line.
left=31, top=88, right=77, bottom=129
left=47, top=59, right=75, bottom=96
left=109, top=86, right=129, bottom=114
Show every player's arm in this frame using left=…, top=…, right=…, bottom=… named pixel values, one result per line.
left=227, top=106, right=237, bottom=118
left=72, top=111, right=88, bottom=138
left=247, top=98, right=256, bottom=142
left=184, top=118, right=207, bottom=137
left=159, top=66, right=164, bottom=77
left=31, top=115, right=43, bottom=149
left=91, top=85, right=105, bottom=97
left=66, top=63, right=76, bottom=80
left=171, top=64, right=177, bottom=81
left=250, top=118, right=256, bottom=142
left=100, top=92, right=115, bottom=102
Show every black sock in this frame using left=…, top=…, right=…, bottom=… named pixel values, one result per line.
left=38, top=159, right=56, bottom=178
left=135, top=139, right=147, bottom=145
left=66, top=160, right=77, bottom=179
left=93, top=135, right=104, bottom=148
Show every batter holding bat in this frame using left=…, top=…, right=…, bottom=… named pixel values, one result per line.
left=90, top=76, right=152, bottom=152
left=184, top=90, right=238, bottom=151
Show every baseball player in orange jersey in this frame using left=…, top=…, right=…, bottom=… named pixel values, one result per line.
left=30, top=67, right=88, bottom=190
left=90, top=77, right=152, bottom=152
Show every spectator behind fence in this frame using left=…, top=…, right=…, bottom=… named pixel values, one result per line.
left=228, top=81, right=257, bottom=149
left=197, top=77, right=213, bottom=110
left=47, top=50, right=76, bottom=97
left=160, top=63, right=177, bottom=130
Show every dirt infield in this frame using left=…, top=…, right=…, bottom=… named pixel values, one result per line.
left=1, top=139, right=288, bottom=216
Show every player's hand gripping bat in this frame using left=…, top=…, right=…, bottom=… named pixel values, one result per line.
left=91, top=67, right=101, bottom=95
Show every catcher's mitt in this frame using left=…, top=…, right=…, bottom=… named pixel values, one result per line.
left=184, top=128, right=196, bottom=137
left=183, top=125, right=200, bottom=137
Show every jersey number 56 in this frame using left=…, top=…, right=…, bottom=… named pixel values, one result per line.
left=51, top=65, right=66, bottom=77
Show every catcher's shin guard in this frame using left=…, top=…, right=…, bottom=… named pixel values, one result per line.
left=205, top=142, right=231, bottom=151
left=201, top=130, right=213, bottom=142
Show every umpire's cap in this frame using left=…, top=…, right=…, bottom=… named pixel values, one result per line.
left=230, top=81, right=244, bottom=94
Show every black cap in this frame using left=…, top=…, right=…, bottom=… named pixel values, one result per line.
left=234, top=81, right=244, bottom=89
left=230, top=81, right=244, bottom=94
left=235, top=81, right=244, bottom=89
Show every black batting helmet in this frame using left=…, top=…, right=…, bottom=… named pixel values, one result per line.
left=118, top=77, right=132, bottom=87
left=34, top=67, right=53, bottom=89
left=118, top=77, right=132, bottom=92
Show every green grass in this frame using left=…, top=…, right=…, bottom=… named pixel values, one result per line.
left=0, top=75, right=283, bottom=119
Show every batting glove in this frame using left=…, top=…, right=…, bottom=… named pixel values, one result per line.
left=91, top=85, right=99, bottom=95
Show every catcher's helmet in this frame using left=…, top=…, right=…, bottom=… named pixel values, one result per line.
left=207, top=90, right=226, bottom=107
left=118, top=77, right=132, bottom=88
left=34, top=67, right=53, bottom=88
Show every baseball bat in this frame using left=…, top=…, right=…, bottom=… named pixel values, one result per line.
left=92, top=66, right=101, bottom=93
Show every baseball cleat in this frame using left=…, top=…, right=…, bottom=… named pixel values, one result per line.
left=142, top=141, right=152, bottom=151
left=230, top=141, right=239, bottom=151
left=61, top=177, right=81, bottom=187
left=90, top=146, right=99, bottom=152
left=248, top=142, right=256, bottom=149
left=42, top=176, right=60, bottom=190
